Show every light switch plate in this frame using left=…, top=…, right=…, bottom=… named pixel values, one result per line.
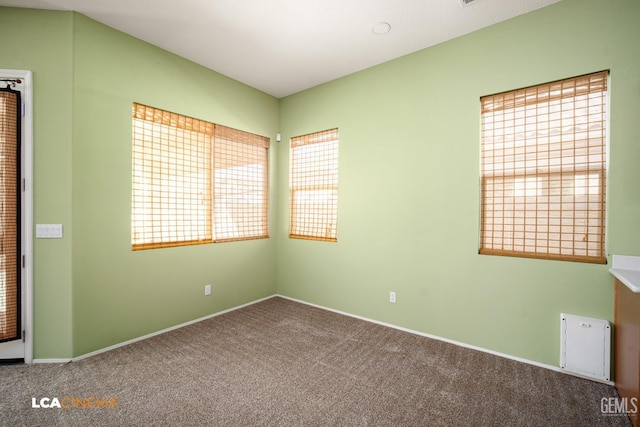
left=36, top=224, right=63, bottom=238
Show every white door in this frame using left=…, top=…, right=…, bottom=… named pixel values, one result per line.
left=0, top=70, right=32, bottom=363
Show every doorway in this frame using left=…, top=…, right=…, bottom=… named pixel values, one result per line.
left=0, top=70, right=32, bottom=363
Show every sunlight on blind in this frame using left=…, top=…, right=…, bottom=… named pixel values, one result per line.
left=213, top=125, right=269, bottom=242
left=290, top=129, right=338, bottom=242
left=131, top=104, right=269, bottom=250
left=132, top=104, right=213, bottom=249
left=480, top=71, right=608, bottom=263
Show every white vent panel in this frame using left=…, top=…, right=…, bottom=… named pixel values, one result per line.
left=560, top=313, right=611, bottom=381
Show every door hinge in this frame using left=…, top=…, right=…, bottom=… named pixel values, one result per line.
left=22, top=255, right=25, bottom=268
left=22, top=330, right=26, bottom=343
left=22, top=102, right=26, bottom=117
left=22, top=178, right=26, bottom=192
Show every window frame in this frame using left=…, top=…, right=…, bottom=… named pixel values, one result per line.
left=131, top=103, right=269, bottom=250
left=212, top=125, right=270, bottom=243
left=289, top=128, right=339, bottom=242
left=479, top=71, right=608, bottom=264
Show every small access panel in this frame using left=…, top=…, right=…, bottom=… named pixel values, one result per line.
left=560, top=313, right=611, bottom=382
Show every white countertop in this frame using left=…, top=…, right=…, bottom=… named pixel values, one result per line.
left=610, top=255, right=640, bottom=293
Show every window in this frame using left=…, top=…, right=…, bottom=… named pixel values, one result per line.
left=480, top=71, right=608, bottom=264
left=131, top=103, right=269, bottom=250
left=213, top=126, right=269, bottom=242
left=289, top=129, right=339, bottom=242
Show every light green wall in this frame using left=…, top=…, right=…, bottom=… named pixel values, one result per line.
left=70, top=14, right=279, bottom=356
left=277, top=0, right=640, bottom=367
left=0, top=8, right=74, bottom=358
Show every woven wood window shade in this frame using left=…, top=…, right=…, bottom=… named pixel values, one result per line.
left=290, top=129, right=339, bottom=242
left=132, top=104, right=269, bottom=250
left=132, top=104, right=213, bottom=250
left=480, top=71, right=608, bottom=264
left=0, top=89, right=20, bottom=342
left=213, top=125, right=269, bottom=242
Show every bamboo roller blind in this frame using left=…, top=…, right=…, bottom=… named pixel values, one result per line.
left=132, top=103, right=269, bottom=250
left=480, top=71, right=608, bottom=263
left=290, top=129, right=339, bottom=242
left=0, top=89, right=20, bottom=342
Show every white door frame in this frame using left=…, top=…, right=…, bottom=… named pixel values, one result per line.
left=0, top=69, right=33, bottom=363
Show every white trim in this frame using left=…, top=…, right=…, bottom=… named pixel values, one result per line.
left=22, top=71, right=33, bottom=365
left=0, top=69, right=33, bottom=364
left=32, top=358, right=71, bottom=364
left=33, top=295, right=274, bottom=363
left=276, top=294, right=614, bottom=386
left=32, top=292, right=614, bottom=386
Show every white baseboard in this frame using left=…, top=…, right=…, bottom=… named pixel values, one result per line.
left=32, top=292, right=614, bottom=386
left=32, top=295, right=274, bottom=364
left=32, top=358, right=71, bottom=364
left=276, top=294, right=614, bottom=386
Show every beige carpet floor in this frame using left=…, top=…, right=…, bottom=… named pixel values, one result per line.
left=0, top=296, right=632, bottom=426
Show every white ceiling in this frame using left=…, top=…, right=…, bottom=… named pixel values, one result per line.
left=1, top=0, right=561, bottom=98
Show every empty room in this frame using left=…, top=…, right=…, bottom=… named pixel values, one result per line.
left=1, top=0, right=639, bottom=425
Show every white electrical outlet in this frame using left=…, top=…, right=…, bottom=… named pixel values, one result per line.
left=389, top=291, right=396, bottom=303
left=204, top=284, right=212, bottom=296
